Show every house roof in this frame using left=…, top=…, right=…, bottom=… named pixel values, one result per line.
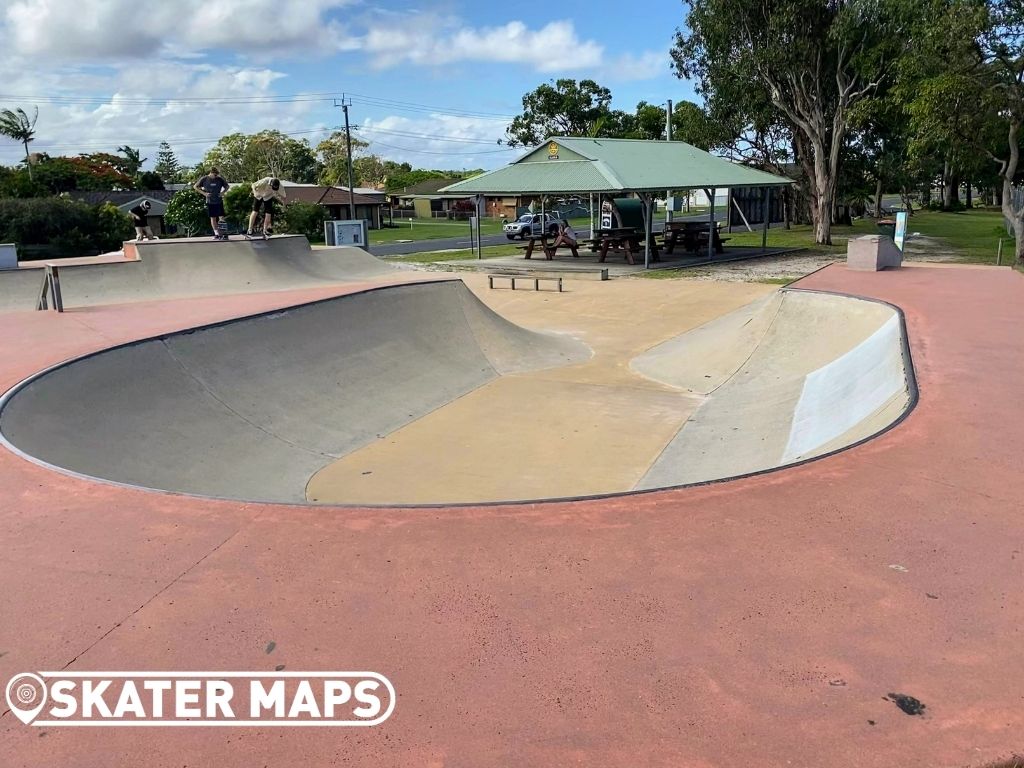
left=283, top=186, right=382, bottom=206
left=441, top=137, right=793, bottom=195
left=63, top=190, right=174, bottom=215
left=65, top=190, right=175, bottom=206
left=396, top=178, right=464, bottom=196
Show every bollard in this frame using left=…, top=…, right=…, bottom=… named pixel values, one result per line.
left=997, top=238, right=1003, bottom=266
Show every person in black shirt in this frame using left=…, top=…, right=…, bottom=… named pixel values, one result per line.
left=129, top=200, right=157, bottom=241
left=193, top=167, right=231, bottom=239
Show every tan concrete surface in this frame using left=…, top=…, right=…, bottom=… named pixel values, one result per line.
left=307, top=276, right=775, bottom=504
left=637, top=290, right=911, bottom=489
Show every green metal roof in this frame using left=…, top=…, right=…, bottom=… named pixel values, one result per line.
left=441, top=137, right=792, bottom=195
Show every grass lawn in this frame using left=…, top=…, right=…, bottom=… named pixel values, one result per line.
left=370, top=218, right=505, bottom=244
left=399, top=244, right=524, bottom=264
left=723, top=208, right=1011, bottom=263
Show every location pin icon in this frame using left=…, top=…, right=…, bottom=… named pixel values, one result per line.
left=5, top=673, right=47, bottom=725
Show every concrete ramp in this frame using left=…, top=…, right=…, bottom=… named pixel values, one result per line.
left=633, top=289, right=912, bottom=489
left=0, top=280, right=589, bottom=502
left=0, top=236, right=412, bottom=312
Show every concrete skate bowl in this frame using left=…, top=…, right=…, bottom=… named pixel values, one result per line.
left=0, top=236, right=412, bottom=312
left=631, top=289, right=916, bottom=490
left=0, top=280, right=589, bottom=503
left=0, top=283, right=914, bottom=506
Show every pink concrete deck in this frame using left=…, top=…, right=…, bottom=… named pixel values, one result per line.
left=1, top=264, right=1022, bottom=767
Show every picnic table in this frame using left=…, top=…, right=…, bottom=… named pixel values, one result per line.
left=586, top=227, right=660, bottom=265
left=520, top=234, right=580, bottom=260
left=663, top=221, right=730, bottom=255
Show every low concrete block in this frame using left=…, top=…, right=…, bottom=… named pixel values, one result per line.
left=846, top=235, right=903, bottom=271
left=0, top=243, right=17, bottom=270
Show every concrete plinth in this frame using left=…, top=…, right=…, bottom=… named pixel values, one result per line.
left=846, top=234, right=903, bottom=271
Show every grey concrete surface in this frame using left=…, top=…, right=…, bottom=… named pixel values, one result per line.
left=0, top=280, right=589, bottom=502
left=0, top=236, right=414, bottom=313
left=634, top=289, right=912, bottom=490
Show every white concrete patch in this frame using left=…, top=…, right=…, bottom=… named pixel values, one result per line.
left=782, top=314, right=906, bottom=463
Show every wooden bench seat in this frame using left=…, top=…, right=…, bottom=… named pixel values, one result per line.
left=485, top=274, right=561, bottom=290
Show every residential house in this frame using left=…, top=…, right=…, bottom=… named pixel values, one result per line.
left=281, top=183, right=386, bottom=229
left=391, top=178, right=521, bottom=219
left=64, top=190, right=176, bottom=234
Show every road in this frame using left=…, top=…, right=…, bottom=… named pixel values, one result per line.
left=367, top=213, right=731, bottom=258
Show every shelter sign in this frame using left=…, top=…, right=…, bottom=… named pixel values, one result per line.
left=894, top=211, right=908, bottom=251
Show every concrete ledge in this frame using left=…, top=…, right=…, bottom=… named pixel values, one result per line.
left=846, top=234, right=903, bottom=271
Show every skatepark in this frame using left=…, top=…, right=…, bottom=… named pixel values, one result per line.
left=0, top=235, right=1022, bottom=767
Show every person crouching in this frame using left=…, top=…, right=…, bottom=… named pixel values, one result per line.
left=129, top=200, right=158, bottom=241
left=248, top=177, right=286, bottom=237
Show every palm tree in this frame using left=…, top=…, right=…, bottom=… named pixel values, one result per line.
left=0, top=107, right=39, bottom=179
left=117, top=145, right=147, bottom=176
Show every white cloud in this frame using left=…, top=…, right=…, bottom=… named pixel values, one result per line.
left=354, top=114, right=518, bottom=170
left=353, top=18, right=604, bottom=72
left=3, top=0, right=357, bottom=59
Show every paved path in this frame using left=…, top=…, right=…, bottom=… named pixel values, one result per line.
left=0, top=265, right=1021, bottom=767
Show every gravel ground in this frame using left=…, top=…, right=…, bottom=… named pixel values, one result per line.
left=673, top=235, right=962, bottom=283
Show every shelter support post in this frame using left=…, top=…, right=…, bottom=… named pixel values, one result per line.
left=642, top=193, right=652, bottom=270
left=665, top=98, right=673, bottom=228
left=707, top=188, right=716, bottom=261
left=762, top=188, right=770, bottom=251
left=589, top=193, right=594, bottom=239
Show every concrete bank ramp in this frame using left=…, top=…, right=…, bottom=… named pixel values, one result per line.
left=0, top=236, right=411, bottom=312
left=633, top=289, right=913, bottom=489
left=0, top=280, right=589, bottom=502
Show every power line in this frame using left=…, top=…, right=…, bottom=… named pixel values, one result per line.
left=353, top=136, right=516, bottom=157
left=352, top=125, right=505, bottom=145
left=0, top=91, right=516, bottom=121
left=1, top=126, right=339, bottom=152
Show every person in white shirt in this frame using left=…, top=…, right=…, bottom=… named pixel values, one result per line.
left=552, top=219, right=578, bottom=246
left=248, top=177, right=286, bottom=237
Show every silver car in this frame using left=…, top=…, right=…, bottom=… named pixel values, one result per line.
left=503, top=213, right=562, bottom=240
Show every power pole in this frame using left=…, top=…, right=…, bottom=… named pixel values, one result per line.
left=665, top=99, right=673, bottom=226
left=334, top=97, right=357, bottom=221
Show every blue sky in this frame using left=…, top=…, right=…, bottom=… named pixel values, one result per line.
left=0, top=0, right=698, bottom=172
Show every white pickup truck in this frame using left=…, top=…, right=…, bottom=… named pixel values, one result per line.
left=503, top=213, right=562, bottom=240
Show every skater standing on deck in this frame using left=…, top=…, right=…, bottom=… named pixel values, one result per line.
left=248, top=176, right=286, bottom=237
left=194, top=167, right=230, bottom=239
left=129, top=199, right=158, bottom=241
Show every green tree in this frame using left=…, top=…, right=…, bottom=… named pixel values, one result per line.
left=32, top=155, right=134, bottom=193
left=505, top=79, right=614, bottom=146
left=0, top=166, right=46, bottom=198
left=117, top=145, right=146, bottom=177
left=0, top=107, right=39, bottom=179
left=223, top=184, right=254, bottom=228
left=672, top=0, right=920, bottom=244
left=154, top=141, right=182, bottom=182
left=316, top=131, right=369, bottom=186
left=353, top=154, right=386, bottom=188
left=138, top=171, right=165, bottom=190
left=203, top=131, right=323, bottom=183
left=165, top=189, right=209, bottom=237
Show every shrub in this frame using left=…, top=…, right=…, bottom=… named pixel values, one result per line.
left=0, top=198, right=134, bottom=258
left=165, top=189, right=210, bottom=237
left=281, top=201, right=328, bottom=240
left=223, top=184, right=254, bottom=229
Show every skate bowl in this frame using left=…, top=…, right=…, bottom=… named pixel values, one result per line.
left=632, top=289, right=913, bottom=489
left=0, top=235, right=412, bottom=312
left=0, top=281, right=914, bottom=505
